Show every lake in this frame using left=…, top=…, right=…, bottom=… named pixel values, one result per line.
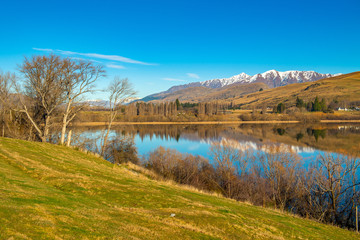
left=72, top=123, right=360, bottom=162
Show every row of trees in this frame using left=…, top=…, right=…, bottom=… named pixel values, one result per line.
left=273, top=97, right=328, bottom=114
left=270, top=96, right=353, bottom=115
left=296, top=96, right=329, bottom=112
left=105, top=100, right=232, bottom=122
left=125, top=102, right=179, bottom=118
left=144, top=144, right=360, bottom=229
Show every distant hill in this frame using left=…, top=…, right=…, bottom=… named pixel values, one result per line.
left=149, top=82, right=269, bottom=103
left=0, top=137, right=357, bottom=239
left=228, top=71, right=360, bottom=108
left=141, top=70, right=339, bottom=102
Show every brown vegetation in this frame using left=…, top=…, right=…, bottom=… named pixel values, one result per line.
left=143, top=144, right=360, bottom=230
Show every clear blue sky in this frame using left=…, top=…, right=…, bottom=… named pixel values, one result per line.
left=0, top=0, right=359, bottom=99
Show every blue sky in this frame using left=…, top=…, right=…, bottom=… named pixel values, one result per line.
left=0, top=0, right=359, bottom=99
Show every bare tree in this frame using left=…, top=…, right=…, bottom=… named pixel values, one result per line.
left=309, top=154, right=360, bottom=226
left=101, top=77, right=136, bottom=156
left=17, top=55, right=67, bottom=142
left=210, top=140, right=250, bottom=198
left=0, top=71, right=15, bottom=137
left=59, top=59, right=105, bottom=145
left=258, top=145, right=301, bottom=210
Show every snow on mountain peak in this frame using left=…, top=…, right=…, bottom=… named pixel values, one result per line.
left=160, top=70, right=340, bottom=95
left=196, top=70, right=339, bottom=88
left=235, top=72, right=251, bottom=78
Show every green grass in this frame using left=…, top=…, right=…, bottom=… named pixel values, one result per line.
left=0, top=137, right=358, bottom=239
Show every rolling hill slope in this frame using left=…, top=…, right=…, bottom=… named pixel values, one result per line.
left=230, top=71, right=360, bottom=108
left=0, top=137, right=358, bottom=239
left=147, top=82, right=269, bottom=103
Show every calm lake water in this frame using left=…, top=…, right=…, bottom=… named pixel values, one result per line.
left=72, top=123, right=360, bottom=162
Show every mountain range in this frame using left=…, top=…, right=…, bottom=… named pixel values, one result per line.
left=141, top=70, right=340, bottom=102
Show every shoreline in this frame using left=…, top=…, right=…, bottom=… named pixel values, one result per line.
left=72, top=119, right=360, bottom=126
left=320, top=120, right=360, bottom=123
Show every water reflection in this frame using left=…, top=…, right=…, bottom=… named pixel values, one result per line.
left=72, top=123, right=360, bottom=161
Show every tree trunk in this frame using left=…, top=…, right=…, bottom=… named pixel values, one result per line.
left=28, top=125, right=33, bottom=141
left=101, top=123, right=112, bottom=156
left=66, top=129, right=72, bottom=147
left=60, top=113, right=68, bottom=145
left=2, top=119, right=4, bottom=137
left=101, top=110, right=118, bottom=156
left=43, top=115, right=51, bottom=142
left=22, top=107, right=44, bottom=142
left=60, top=101, right=72, bottom=145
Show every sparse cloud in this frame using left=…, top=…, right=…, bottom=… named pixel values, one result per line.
left=71, top=57, right=102, bottom=63
left=187, top=73, right=200, bottom=79
left=107, top=64, right=126, bottom=69
left=33, top=48, right=53, bottom=52
left=162, top=78, right=186, bottom=82
left=32, top=48, right=155, bottom=65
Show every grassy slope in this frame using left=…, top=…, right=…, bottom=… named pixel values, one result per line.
left=0, top=138, right=358, bottom=239
left=229, top=72, right=360, bottom=108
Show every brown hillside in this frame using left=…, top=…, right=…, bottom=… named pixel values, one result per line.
left=151, top=82, right=268, bottom=103
left=228, top=71, right=360, bottom=108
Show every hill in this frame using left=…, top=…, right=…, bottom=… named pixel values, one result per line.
left=230, top=71, right=360, bottom=108
left=146, top=82, right=269, bottom=103
left=0, top=137, right=358, bottom=239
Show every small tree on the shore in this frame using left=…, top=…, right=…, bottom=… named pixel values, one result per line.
left=313, top=97, right=321, bottom=112
left=276, top=103, right=286, bottom=113
left=175, top=98, right=181, bottom=110
left=59, top=59, right=105, bottom=145
left=296, top=97, right=304, bottom=109
left=101, top=77, right=136, bottom=156
left=0, top=71, right=15, bottom=137
left=60, top=58, right=105, bottom=144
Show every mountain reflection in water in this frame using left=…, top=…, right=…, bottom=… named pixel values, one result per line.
left=73, top=123, right=360, bottom=161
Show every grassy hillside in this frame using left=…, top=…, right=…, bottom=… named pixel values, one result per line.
left=229, top=72, right=360, bottom=108
left=200, top=82, right=269, bottom=102
left=151, top=86, right=216, bottom=102
left=150, top=82, right=269, bottom=103
left=0, top=138, right=358, bottom=239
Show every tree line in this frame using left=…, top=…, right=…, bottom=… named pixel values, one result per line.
left=102, top=100, right=232, bottom=122
left=273, top=96, right=353, bottom=114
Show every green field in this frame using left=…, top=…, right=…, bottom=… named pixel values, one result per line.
left=0, top=137, right=358, bottom=239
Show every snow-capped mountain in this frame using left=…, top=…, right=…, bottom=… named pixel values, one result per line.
left=140, top=70, right=340, bottom=102
left=165, top=70, right=339, bottom=93
left=249, top=70, right=339, bottom=88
